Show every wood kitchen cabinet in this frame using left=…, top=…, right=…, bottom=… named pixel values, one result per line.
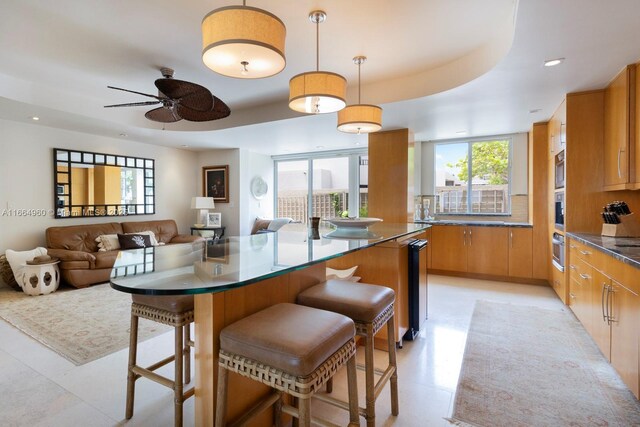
left=568, top=237, right=640, bottom=397
left=549, top=99, right=566, bottom=157
left=508, top=228, right=533, bottom=278
left=466, top=226, right=509, bottom=276
left=431, top=225, right=521, bottom=278
left=604, top=64, right=636, bottom=190
left=430, top=225, right=467, bottom=271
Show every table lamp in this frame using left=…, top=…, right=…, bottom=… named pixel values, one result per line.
left=191, top=197, right=215, bottom=227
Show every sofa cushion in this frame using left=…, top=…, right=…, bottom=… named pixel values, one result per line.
left=117, top=234, right=152, bottom=249
left=60, top=260, right=91, bottom=270
left=47, top=223, right=123, bottom=253
left=94, top=251, right=118, bottom=269
left=122, top=220, right=178, bottom=244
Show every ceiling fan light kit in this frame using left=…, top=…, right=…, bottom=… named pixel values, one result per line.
left=201, top=3, right=286, bottom=79
left=337, top=56, right=382, bottom=134
left=288, top=10, right=346, bottom=114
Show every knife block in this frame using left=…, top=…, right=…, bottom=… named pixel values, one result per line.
left=601, top=213, right=640, bottom=237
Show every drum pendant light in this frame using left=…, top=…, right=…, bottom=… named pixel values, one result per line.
left=202, top=1, right=286, bottom=79
left=337, top=56, right=382, bottom=134
left=289, top=11, right=346, bottom=114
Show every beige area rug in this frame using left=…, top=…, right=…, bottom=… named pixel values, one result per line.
left=448, top=301, right=640, bottom=427
left=0, top=283, right=170, bottom=365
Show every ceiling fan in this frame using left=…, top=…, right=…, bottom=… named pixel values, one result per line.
left=104, top=67, right=230, bottom=123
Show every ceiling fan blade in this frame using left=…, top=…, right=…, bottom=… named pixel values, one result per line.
left=155, top=78, right=213, bottom=112
left=104, top=101, right=161, bottom=108
left=145, top=106, right=181, bottom=123
left=176, top=96, right=231, bottom=122
left=107, top=86, right=163, bottom=100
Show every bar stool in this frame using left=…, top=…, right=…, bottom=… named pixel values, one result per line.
left=215, top=303, right=360, bottom=427
left=126, top=295, right=195, bottom=427
left=297, top=280, right=398, bottom=427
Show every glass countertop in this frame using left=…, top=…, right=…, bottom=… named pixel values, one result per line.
left=110, top=222, right=429, bottom=295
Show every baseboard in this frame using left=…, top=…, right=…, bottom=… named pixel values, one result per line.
left=429, top=269, right=551, bottom=286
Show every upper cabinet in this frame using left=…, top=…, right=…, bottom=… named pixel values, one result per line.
left=604, top=64, right=637, bottom=190
left=549, top=99, right=566, bottom=157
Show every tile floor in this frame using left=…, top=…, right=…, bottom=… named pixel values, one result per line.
left=0, top=275, right=565, bottom=426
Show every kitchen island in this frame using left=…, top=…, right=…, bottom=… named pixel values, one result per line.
left=110, top=222, right=429, bottom=425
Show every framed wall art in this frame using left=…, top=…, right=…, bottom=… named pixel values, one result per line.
left=207, top=212, right=222, bottom=227
left=203, top=165, right=229, bottom=203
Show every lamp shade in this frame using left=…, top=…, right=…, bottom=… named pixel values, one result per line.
left=191, top=197, right=215, bottom=209
left=337, top=104, right=383, bottom=133
left=202, top=6, right=286, bottom=79
left=289, top=71, right=347, bottom=114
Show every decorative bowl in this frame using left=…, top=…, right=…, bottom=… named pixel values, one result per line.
left=325, top=217, right=383, bottom=229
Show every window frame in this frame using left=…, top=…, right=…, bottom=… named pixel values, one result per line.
left=273, top=148, right=367, bottom=221
left=433, top=136, right=513, bottom=216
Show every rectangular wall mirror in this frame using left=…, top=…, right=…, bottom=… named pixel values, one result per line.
left=54, top=148, right=155, bottom=218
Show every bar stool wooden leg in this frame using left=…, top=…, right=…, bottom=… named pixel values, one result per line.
left=387, top=315, right=399, bottom=416
left=125, top=312, right=139, bottom=420
left=273, top=394, right=283, bottom=427
left=174, top=324, right=184, bottom=427
left=214, top=363, right=228, bottom=427
left=364, top=325, right=376, bottom=427
left=184, top=324, right=191, bottom=384
left=298, top=397, right=311, bottom=427
left=346, top=355, right=360, bottom=427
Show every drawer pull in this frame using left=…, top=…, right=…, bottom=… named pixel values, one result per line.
left=579, top=273, right=590, bottom=280
left=570, top=244, right=577, bottom=249
left=579, top=250, right=591, bottom=256
left=569, top=293, right=576, bottom=299
left=569, top=265, right=577, bottom=271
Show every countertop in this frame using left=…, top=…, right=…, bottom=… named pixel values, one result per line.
left=415, top=220, right=532, bottom=228
left=110, top=222, right=430, bottom=295
left=566, top=232, right=640, bottom=269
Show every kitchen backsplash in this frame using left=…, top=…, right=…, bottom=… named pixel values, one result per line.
left=414, top=195, right=529, bottom=223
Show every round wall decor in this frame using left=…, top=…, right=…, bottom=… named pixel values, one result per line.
left=250, top=176, right=268, bottom=199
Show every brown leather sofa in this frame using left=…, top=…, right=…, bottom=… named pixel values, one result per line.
left=46, top=219, right=203, bottom=288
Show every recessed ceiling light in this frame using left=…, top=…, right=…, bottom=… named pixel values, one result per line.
left=529, top=109, right=541, bottom=114
left=31, top=116, right=40, bottom=121
left=355, top=142, right=361, bottom=146
left=456, top=130, right=467, bottom=135
left=119, top=133, right=128, bottom=137
left=544, top=58, right=564, bottom=67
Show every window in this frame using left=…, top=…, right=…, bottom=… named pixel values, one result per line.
left=274, top=150, right=367, bottom=224
left=434, top=138, right=511, bottom=215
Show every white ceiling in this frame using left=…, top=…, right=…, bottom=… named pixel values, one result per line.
left=1, top=0, right=639, bottom=155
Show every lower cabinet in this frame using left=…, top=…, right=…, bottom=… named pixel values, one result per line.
left=568, top=237, right=639, bottom=397
left=430, top=225, right=531, bottom=279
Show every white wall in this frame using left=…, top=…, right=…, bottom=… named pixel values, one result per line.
left=239, top=150, right=274, bottom=235
left=196, top=149, right=241, bottom=236
left=419, top=132, right=528, bottom=195
left=0, top=119, right=197, bottom=254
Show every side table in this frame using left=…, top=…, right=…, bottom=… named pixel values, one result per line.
left=190, top=226, right=225, bottom=242
left=20, top=261, right=60, bottom=296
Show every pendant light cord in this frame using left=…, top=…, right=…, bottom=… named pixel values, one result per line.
left=316, top=20, right=320, bottom=71
left=358, top=62, right=361, bottom=104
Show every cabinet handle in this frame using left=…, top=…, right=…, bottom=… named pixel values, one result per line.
left=601, top=283, right=608, bottom=322
left=551, top=134, right=555, bottom=153
left=469, top=229, right=472, bottom=246
left=510, top=231, right=513, bottom=248
left=569, top=293, right=576, bottom=300
left=579, top=250, right=591, bottom=256
left=569, top=264, right=577, bottom=270
left=579, top=273, right=590, bottom=280
left=463, top=229, right=466, bottom=246
left=617, top=148, right=623, bottom=179
left=569, top=244, right=577, bottom=249
left=607, top=285, right=615, bottom=325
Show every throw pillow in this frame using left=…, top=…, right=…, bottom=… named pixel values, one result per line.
left=326, top=266, right=359, bottom=281
left=117, top=234, right=152, bottom=249
left=130, top=230, right=161, bottom=246
left=251, top=218, right=271, bottom=235
left=95, top=234, right=120, bottom=252
left=5, top=247, right=48, bottom=286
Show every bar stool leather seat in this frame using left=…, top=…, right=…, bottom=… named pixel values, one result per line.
left=215, top=303, right=360, bottom=427
left=296, top=279, right=395, bottom=323
left=132, top=294, right=194, bottom=313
